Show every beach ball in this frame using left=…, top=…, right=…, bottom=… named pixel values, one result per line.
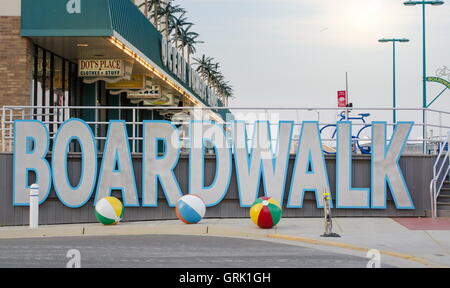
left=250, top=197, right=282, bottom=229
left=95, top=197, right=123, bottom=225
left=176, top=195, right=206, bottom=224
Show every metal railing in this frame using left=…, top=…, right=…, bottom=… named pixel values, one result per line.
left=430, top=131, right=450, bottom=218
left=2, top=105, right=450, bottom=155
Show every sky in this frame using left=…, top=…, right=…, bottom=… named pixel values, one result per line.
left=180, top=0, right=450, bottom=138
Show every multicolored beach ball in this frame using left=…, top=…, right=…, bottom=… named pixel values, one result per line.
left=176, top=194, right=206, bottom=224
left=94, top=197, right=124, bottom=225
left=250, top=197, right=282, bottom=229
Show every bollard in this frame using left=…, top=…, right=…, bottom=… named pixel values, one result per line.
left=29, top=183, right=39, bottom=229
left=320, top=189, right=340, bottom=238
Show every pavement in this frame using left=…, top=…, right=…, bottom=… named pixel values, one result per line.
left=0, top=217, right=449, bottom=268
left=0, top=235, right=375, bottom=268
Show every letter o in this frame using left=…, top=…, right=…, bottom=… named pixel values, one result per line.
left=52, top=119, right=97, bottom=208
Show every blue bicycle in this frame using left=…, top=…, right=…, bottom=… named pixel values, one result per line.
left=320, top=111, right=372, bottom=155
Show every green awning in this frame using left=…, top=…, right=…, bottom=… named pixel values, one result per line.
left=21, top=0, right=113, bottom=37
left=21, top=0, right=163, bottom=71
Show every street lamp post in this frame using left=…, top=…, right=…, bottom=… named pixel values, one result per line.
left=403, top=0, right=445, bottom=153
left=378, top=38, right=410, bottom=124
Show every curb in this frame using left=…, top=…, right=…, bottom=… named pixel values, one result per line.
left=265, top=234, right=441, bottom=268
left=0, top=226, right=84, bottom=239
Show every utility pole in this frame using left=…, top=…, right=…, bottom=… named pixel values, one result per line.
left=345, top=72, right=349, bottom=120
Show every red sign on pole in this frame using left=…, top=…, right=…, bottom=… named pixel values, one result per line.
left=337, top=91, right=347, bottom=108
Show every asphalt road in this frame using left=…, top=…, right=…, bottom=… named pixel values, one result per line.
left=0, top=235, right=375, bottom=268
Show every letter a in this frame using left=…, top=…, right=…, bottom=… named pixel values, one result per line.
left=67, top=0, right=81, bottom=14
left=287, top=122, right=331, bottom=208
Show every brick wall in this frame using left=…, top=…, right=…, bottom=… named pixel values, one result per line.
left=0, top=16, right=31, bottom=152
left=0, top=16, right=31, bottom=108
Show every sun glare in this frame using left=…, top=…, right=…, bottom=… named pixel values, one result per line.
left=349, top=0, right=384, bottom=30
left=327, top=0, right=394, bottom=47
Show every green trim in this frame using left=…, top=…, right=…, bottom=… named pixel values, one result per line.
left=21, top=29, right=113, bottom=37
left=21, top=0, right=113, bottom=37
left=426, top=77, right=450, bottom=89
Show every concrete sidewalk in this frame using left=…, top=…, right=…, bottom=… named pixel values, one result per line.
left=0, top=218, right=449, bottom=268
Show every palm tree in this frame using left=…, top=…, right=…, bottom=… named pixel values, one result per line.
left=138, top=1, right=203, bottom=65
left=169, top=12, right=193, bottom=53
left=179, top=26, right=204, bottom=65
left=219, top=81, right=234, bottom=105
left=158, top=2, right=185, bottom=39
left=137, top=0, right=181, bottom=35
left=136, top=0, right=148, bottom=18
left=137, top=0, right=163, bottom=30
left=193, top=55, right=234, bottom=103
left=207, top=61, right=234, bottom=103
left=137, top=2, right=235, bottom=103
left=210, top=63, right=224, bottom=94
left=193, top=55, right=215, bottom=85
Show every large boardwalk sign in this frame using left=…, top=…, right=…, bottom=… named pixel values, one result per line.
left=13, top=119, right=415, bottom=210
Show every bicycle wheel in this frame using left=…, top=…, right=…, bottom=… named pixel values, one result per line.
left=356, top=125, right=372, bottom=154
left=320, top=125, right=337, bottom=155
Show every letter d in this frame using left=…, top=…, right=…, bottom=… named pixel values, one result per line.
left=13, top=121, right=51, bottom=205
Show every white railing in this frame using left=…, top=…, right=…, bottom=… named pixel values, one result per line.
left=2, top=105, right=450, bottom=155
left=430, top=131, right=450, bottom=218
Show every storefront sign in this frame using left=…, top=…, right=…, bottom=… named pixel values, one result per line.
left=127, top=86, right=161, bottom=99
left=142, top=94, right=176, bottom=106
left=106, top=74, right=146, bottom=90
left=337, top=91, right=347, bottom=107
left=130, top=94, right=178, bottom=106
left=13, top=119, right=415, bottom=210
left=79, top=59, right=124, bottom=77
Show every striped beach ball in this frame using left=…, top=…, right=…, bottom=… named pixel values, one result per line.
left=94, top=197, right=124, bottom=225
left=250, top=197, right=282, bottom=229
left=176, top=195, right=206, bottom=224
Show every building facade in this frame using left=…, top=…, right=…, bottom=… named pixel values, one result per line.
left=0, top=0, right=229, bottom=152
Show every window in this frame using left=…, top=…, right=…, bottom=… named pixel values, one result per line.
left=31, top=45, right=77, bottom=126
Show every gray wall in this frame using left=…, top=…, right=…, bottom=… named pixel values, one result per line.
left=0, top=153, right=434, bottom=226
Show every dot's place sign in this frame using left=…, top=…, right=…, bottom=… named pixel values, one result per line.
left=13, top=119, right=415, bottom=210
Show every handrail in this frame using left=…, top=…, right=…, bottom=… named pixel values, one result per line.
left=2, top=105, right=450, bottom=155
left=3, top=105, right=450, bottom=113
left=431, top=132, right=450, bottom=218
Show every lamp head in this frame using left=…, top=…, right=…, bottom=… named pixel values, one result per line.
left=404, top=0, right=445, bottom=5
left=431, top=0, right=444, bottom=5
left=403, top=1, right=417, bottom=6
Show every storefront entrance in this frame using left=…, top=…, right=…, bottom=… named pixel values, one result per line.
left=30, top=43, right=169, bottom=153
